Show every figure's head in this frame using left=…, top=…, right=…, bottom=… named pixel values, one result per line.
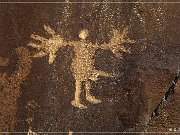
left=79, top=29, right=89, bottom=40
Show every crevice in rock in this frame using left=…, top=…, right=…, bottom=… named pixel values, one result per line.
left=150, top=69, right=180, bottom=118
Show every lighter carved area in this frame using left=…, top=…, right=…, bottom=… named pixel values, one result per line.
left=0, top=47, right=32, bottom=132
left=28, top=25, right=134, bottom=109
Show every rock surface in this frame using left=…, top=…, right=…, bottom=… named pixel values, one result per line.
left=0, top=0, right=179, bottom=134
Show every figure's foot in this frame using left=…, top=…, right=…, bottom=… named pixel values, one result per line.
left=86, top=95, right=102, bottom=104
left=71, top=100, right=87, bottom=109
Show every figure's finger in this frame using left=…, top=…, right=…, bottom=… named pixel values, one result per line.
left=28, top=42, right=42, bottom=49
left=48, top=53, right=56, bottom=64
left=126, top=38, right=135, bottom=43
left=33, top=51, right=46, bottom=58
left=31, top=34, right=47, bottom=41
left=111, top=27, right=129, bottom=42
left=98, top=42, right=109, bottom=50
left=44, top=25, right=56, bottom=36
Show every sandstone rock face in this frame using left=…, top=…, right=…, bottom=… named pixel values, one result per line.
left=0, top=0, right=179, bottom=134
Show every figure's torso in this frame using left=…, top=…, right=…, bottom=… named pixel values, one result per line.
left=71, top=41, right=97, bottom=80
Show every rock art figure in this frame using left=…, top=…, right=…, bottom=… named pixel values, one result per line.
left=0, top=47, right=32, bottom=132
left=28, top=25, right=134, bottom=109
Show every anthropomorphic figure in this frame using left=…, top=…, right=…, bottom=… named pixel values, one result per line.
left=0, top=47, right=32, bottom=131
left=28, top=25, right=134, bottom=109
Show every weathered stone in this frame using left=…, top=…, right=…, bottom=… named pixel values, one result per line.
left=0, top=1, right=179, bottom=134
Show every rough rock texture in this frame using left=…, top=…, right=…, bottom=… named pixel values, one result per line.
left=0, top=0, right=180, bottom=134
left=147, top=74, right=180, bottom=133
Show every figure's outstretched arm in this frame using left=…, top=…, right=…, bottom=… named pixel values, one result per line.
left=67, top=41, right=80, bottom=46
left=28, top=25, right=69, bottom=48
left=98, top=27, right=135, bottom=58
left=28, top=25, right=70, bottom=64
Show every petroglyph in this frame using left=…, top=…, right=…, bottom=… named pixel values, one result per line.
left=28, top=25, right=134, bottom=109
left=28, top=25, right=69, bottom=64
left=0, top=47, right=32, bottom=132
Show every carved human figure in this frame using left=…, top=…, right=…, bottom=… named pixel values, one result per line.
left=28, top=25, right=134, bottom=109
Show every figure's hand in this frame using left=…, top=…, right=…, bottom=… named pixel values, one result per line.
left=100, top=26, right=135, bottom=58
left=28, top=25, right=67, bottom=64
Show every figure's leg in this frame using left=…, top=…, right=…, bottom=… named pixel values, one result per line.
left=71, top=79, right=87, bottom=109
left=85, top=80, right=101, bottom=104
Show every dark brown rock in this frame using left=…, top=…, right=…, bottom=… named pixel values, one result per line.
left=0, top=1, right=179, bottom=134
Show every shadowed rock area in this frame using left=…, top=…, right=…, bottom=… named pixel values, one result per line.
left=0, top=0, right=180, bottom=134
